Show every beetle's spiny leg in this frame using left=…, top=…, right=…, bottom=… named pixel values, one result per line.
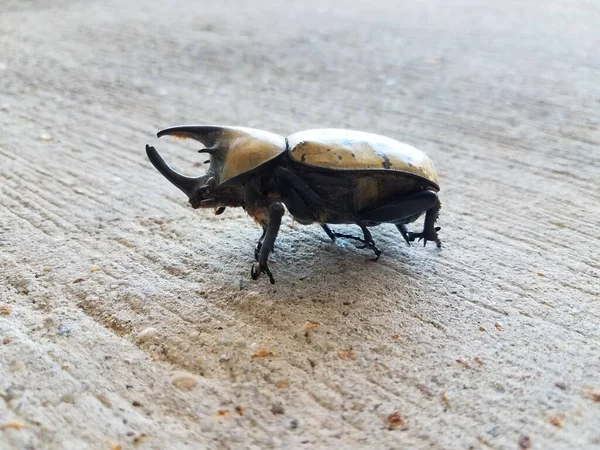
left=354, top=224, right=374, bottom=249
left=356, top=240, right=382, bottom=260
left=255, top=242, right=278, bottom=260
left=406, top=226, right=442, bottom=248
left=396, top=224, right=412, bottom=246
left=330, top=225, right=382, bottom=260
left=331, top=231, right=367, bottom=245
left=251, top=262, right=274, bottom=284
left=405, top=198, right=442, bottom=248
left=251, top=203, right=284, bottom=284
left=369, top=246, right=382, bottom=261
left=254, top=242, right=261, bottom=261
left=254, top=227, right=267, bottom=261
left=358, top=224, right=382, bottom=260
left=432, top=226, right=442, bottom=248
left=321, top=224, right=337, bottom=242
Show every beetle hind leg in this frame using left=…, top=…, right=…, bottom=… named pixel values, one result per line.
left=396, top=224, right=412, bottom=246
left=405, top=228, right=442, bottom=248
left=400, top=200, right=441, bottom=248
left=360, top=190, right=442, bottom=248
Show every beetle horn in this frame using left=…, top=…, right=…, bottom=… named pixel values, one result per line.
left=145, top=144, right=204, bottom=199
left=198, top=146, right=219, bottom=154
left=157, top=125, right=224, bottom=147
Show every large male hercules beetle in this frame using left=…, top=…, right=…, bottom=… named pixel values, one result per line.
left=146, top=125, right=442, bottom=284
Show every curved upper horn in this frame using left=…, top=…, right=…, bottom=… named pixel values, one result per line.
left=157, top=125, right=225, bottom=147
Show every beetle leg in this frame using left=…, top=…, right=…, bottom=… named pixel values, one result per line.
left=360, top=190, right=441, bottom=248
left=404, top=197, right=441, bottom=248
left=323, top=224, right=367, bottom=246
left=321, top=224, right=337, bottom=241
left=327, top=225, right=382, bottom=260
left=251, top=202, right=285, bottom=284
left=356, top=224, right=373, bottom=247
left=254, top=227, right=267, bottom=261
left=406, top=226, right=442, bottom=247
left=356, top=224, right=382, bottom=260
left=330, top=231, right=367, bottom=245
left=396, top=224, right=412, bottom=246
left=255, top=235, right=277, bottom=261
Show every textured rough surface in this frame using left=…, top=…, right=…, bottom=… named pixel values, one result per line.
left=1, top=0, right=599, bottom=449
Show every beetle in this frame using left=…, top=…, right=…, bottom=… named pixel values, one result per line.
left=146, top=125, right=441, bottom=284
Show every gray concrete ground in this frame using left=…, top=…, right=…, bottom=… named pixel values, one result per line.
left=1, top=0, right=599, bottom=449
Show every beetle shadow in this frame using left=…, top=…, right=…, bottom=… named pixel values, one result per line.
left=227, top=222, right=443, bottom=342
left=112, top=216, right=445, bottom=382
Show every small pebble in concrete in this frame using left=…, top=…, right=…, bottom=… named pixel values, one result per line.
left=136, top=327, right=157, bottom=343
left=172, top=376, right=197, bottom=391
left=9, top=360, right=25, bottom=372
left=270, top=403, right=285, bottom=415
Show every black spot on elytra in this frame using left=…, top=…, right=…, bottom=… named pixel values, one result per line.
left=301, top=154, right=306, bottom=162
left=380, top=153, right=392, bottom=169
left=337, top=155, right=342, bottom=160
left=327, top=148, right=331, bottom=151
left=351, top=153, right=356, bottom=158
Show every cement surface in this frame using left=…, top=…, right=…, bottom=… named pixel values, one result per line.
left=1, top=1, right=599, bottom=448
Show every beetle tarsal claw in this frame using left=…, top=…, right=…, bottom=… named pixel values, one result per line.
left=250, top=263, right=275, bottom=284
left=363, top=241, right=382, bottom=260
left=406, top=228, right=442, bottom=249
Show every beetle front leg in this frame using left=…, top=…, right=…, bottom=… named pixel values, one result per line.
left=251, top=202, right=285, bottom=284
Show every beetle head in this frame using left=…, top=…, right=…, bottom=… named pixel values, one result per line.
left=147, top=125, right=286, bottom=211
left=146, top=127, right=243, bottom=211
